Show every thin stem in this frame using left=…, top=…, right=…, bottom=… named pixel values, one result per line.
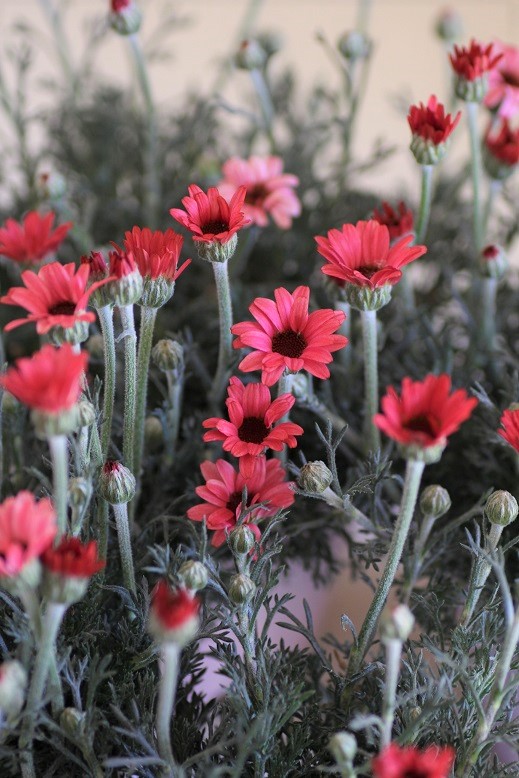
left=479, top=278, right=497, bottom=357
left=249, top=68, right=276, bottom=151
left=37, top=0, right=77, bottom=95
left=97, top=305, right=116, bottom=460
left=128, top=34, right=160, bottom=229
left=210, top=261, right=234, bottom=406
left=360, top=309, right=380, bottom=454
left=164, top=372, right=183, bottom=466
left=401, top=513, right=437, bottom=606
left=156, top=642, right=181, bottom=772
left=356, top=0, right=373, bottom=34
left=119, top=305, right=138, bottom=472
left=95, top=499, right=109, bottom=577
left=380, top=638, right=403, bottom=750
left=461, top=523, right=503, bottom=628
left=482, top=179, right=502, bottom=240
left=346, top=459, right=425, bottom=682
left=112, top=502, right=136, bottom=594
left=466, top=101, right=484, bottom=255
left=414, top=164, right=434, bottom=246
left=19, top=602, right=67, bottom=778
left=134, top=306, right=158, bottom=483
left=48, top=435, right=69, bottom=537
left=335, top=301, right=351, bottom=369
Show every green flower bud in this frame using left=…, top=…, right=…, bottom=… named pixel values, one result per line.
left=37, top=170, right=67, bottom=201
left=337, top=30, right=372, bottom=61
left=419, top=484, right=451, bottom=519
left=255, top=30, right=283, bottom=60
left=196, top=234, right=238, bottom=264
left=60, top=707, right=86, bottom=738
left=31, top=407, right=79, bottom=439
left=140, top=277, right=176, bottom=309
left=98, top=461, right=136, bottom=504
left=109, top=0, right=142, bottom=36
left=454, top=73, right=489, bottom=103
left=178, top=560, right=208, bottom=592
left=328, top=731, right=357, bottom=767
left=478, top=244, right=508, bottom=280
left=0, top=660, right=27, bottom=720
left=434, top=9, right=464, bottom=43
left=298, top=461, right=333, bottom=493
left=380, top=603, right=415, bottom=642
left=230, top=525, right=256, bottom=555
left=152, top=339, right=184, bottom=373
left=228, top=573, right=256, bottom=605
left=77, top=399, right=96, bottom=429
left=68, top=477, right=91, bottom=510
left=484, top=490, right=519, bottom=527
left=235, top=39, right=267, bottom=70
left=344, top=282, right=392, bottom=312
left=49, top=320, right=90, bottom=347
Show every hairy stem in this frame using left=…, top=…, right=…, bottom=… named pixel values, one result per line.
left=466, top=101, right=484, bottom=255
left=156, top=642, right=181, bottom=774
left=360, top=309, right=380, bottom=454
left=414, top=164, right=434, bottom=246
left=380, top=638, right=403, bottom=750
left=134, top=306, right=158, bottom=484
left=210, top=261, right=234, bottom=406
left=112, top=502, right=136, bottom=594
left=119, top=304, right=138, bottom=472
left=48, top=435, right=69, bottom=537
left=97, top=305, right=116, bottom=460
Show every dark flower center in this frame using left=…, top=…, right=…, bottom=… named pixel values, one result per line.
left=406, top=413, right=438, bottom=440
left=202, top=220, right=228, bottom=235
left=502, top=69, right=519, bottom=88
left=226, top=491, right=244, bottom=515
left=272, top=329, right=307, bottom=358
left=48, top=301, right=77, bottom=316
left=245, top=184, right=268, bottom=206
left=238, top=416, right=269, bottom=444
left=357, top=265, right=381, bottom=279
left=401, top=770, right=429, bottom=778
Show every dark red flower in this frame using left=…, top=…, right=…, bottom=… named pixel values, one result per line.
left=407, top=96, right=461, bottom=146
left=450, top=40, right=502, bottom=82
left=151, top=581, right=200, bottom=631
left=108, top=244, right=139, bottom=278
left=123, top=227, right=190, bottom=281
left=111, top=0, right=130, bottom=10
left=372, top=201, right=414, bottom=242
left=170, top=184, right=250, bottom=244
left=80, top=251, right=108, bottom=281
left=372, top=743, right=455, bottom=778
left=374, top=374, right=477, bottom=451
left=0, top=211, right=72, bottom=266
left=484, top=119, right=519, bottom=167
left=42, top=537, right=105, bottom=578
left=498, top=408, right=519, bottom=452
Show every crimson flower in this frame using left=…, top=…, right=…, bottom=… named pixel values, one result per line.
left=316, top=220, right=426, bottom=297
left=374, top=374, right=477, bottom=458
left=0, top=344, right=87, bottom=414
left=372, top=743, right=455, bottom=778
left=372, top=201, right=414, bottom=242
left=187, top=457, right=295, bottom=546
left=485, top=42, right=519, bottom=118
left=0, top=262, right=108, bottom=337
left=111, top=0, right=129, bottom=9
left=108, top=244, right=138, bottom=278
left=484, top=119, right=519, bottom=167
left=498, top=408, right=519, bottom=452
left=450, top=40, right=502, bottom=82
left=203, top=377, right=303, bottom=478
left=0, top=492, right=57, bottom=578
left=42, top=537, right=105, bottom=578
left=218, top=156, right=301, bottom=229
left=170, top=184, right=250, bottom=245
left=149, top=581, right=200, bottom=644
left=123, top=227, right=189, bottom=281
left=0, top=211, right=72, bottom=266
left=407, top=95, right=461, bottom=146
left=231, top=285, right=347, bottom=386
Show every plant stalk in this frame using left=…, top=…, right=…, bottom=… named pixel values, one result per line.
left=48, top=434, right=69, bottom=537
left=210, top=260, right=234, bottom=406
left=119, top=304, right=138, bottom=472
left=414, top=164, right=434, bottom=246
left=360, top=309, right=380, bottom=453
left=97, top=305, right=116, bottom=460
left=134, top=306, right=158, bottom=483
left=156, top=642, right=181, bottom=773
left=112, top=502, right=136, bottom=594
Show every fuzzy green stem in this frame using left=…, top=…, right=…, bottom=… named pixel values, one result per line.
left=415, top=164, right=434, bottom=246
left=38, top=0, right=76, bottom=95
left=380, top=638, right=403, bottom=750
left=112, top=502, right=136, bottom=594
left=336, top=301, right=352, bottom=369
left=480, top=278, right=497, bottom=356
left=48, top=435, right=69, bottom=537
left=360, top=309, right=380, bottom=454
left=95, top=499, right=109, bottom=576
left=249, top=68, right=276, bottom=151
left=128, top=34, right=160, bottom=229
left=134, top=306, right=158, bottom=483
left=120, top=305, right=138, bottom=472
left=466, top=101, right=484, bottom=255
left=210, top=261, right=234, bottom=406
left=461, top=523, right=503, bottom=628
left=401, top=513, right=437, bottom=606
left=156, top=642, right=181, bottom=773
left=19, top=602, right=67, bottom=778
left=482, top=179, right=502, bottom=240
left=97, top=305, right=116, bottom=460
left=164, top=372, right=183, bottom=466
left=346, top=459, right=425, bottom=683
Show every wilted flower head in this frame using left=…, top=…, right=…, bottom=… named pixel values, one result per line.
left=0, top=211, right=72, bottom=266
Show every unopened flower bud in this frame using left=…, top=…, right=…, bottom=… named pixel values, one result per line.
left=86, top=334, right=105, bottom=360
left=235, top=39, right=267, bottom=70
left=479, top=244, right=508, bottom=280
left=298, top=461, right=333, bottom=493
left=380, top=604, right=415, bottom=642
left=228, top=573, right=256, bottom=605
left=230, top=525, right=256, bottom=555
left=178, top=560, right=208, bottom=592
left=37, top=170, right=66, bottom=201
left=0, top=661, right=27, bottom=720
left=328, top=731, right=357, bottom=766
left=60, top=707, right=86, bottom=738
left=419, top=485, right=451, bottom=519
left=77, top=399, right=96, bottom=429
left=409, top=705, right=422, bottom=722
left=435, top=9, right=464, bottom=43
left=255, top=30, right=283, bottom=60
left=98, top=461, right=136, bottom=504
left=68, top=477, right=91, bottom=509
left=144, top=416, right=164, bottom=452
left=484, top=490, right=518, bottom=527
left=109, top=0, right=142, bottom=36
left=152, top=339, right=184, bottom=373
left=337, top=30, right=372, bottom=61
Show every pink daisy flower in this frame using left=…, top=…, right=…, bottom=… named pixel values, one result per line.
left=0, top=491, right=57, bottom=579
left=187, top=457, right=295, bottom=546
left=484, top=42, right=519, bottom=118
left=170, top=184, right=250, bottom=245
left=218, top=156, right=301, bottom=229
left=0, top=211, right=72, bottom=266
left=231, top=285, right=347, bottom=387
left=202, top=377, right=303, bottom=478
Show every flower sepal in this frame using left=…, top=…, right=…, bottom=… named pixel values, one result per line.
left=197, top=233, right=238, bottom=264
left=398, top=441, right=446, bottom=464
left=31, top=406, right=80, bottom=439
left=410, top=135, right=452, bottom=166
left=49, top=319, right=90, bottom=347
left=454, top=72, right=489, bottom=103
left=345, top=282, right=392, bottom=311
left=109, top=0, right=142, bottom=36
left=140, top=276, right=176, bottom=309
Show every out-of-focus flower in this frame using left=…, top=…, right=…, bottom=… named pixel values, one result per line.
left=374, top=374, right=477, bottom=462
left=0, top=211, right=72, bottom=266
left=231, top=285, right=347, bottom=386
left=106, top=244, right=143, bottom=306
left=187, top=457, right=295, bottom=546
left=498, top=407, right=519, bottom=452
left=478, top=244, right=508, bottom=279
left=372, top=201, right=414, bottom=242
left=219, top=156, right=301, bottom=229
left=485, top=42, right=519, bottom=118
left=109, top=0, right=142, bottom=36
left=149, top=581, right=200, bottom=644
left=450, top=40, right=503, bottom=102
left=42, top=537, right=105, bottom=603
left=0, top=492, right=56, bottom=580
left=203, top=377, right=303, bottom=478
left=123, top=227, right=190, bottom=308
left=407, top=96, right=461, bottom=165
left=372, top=743, right=455, bottom=778
left=483, top=119, right=519, bottom=179
left=435, top=8, right=464, bottom=44
left=234, top=39, right=267, bottom=71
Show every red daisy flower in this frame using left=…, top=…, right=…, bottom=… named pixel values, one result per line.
left=187, top=457, right=295, bottom=546
left=450, top=40, right=503, bottom=82
left=484, top=119, right=519, bottom=167
left=407, top=95, right=461, bottom=146
left=170, top=184, right=250, bottom=245
left=372, top=201, right=414, bottom=242
left=108, top=244, right=138, bottom=278
left=316, top=220, right=426, bottom=290
left=498, top=408, right=519, bottom=452
left=123, top=227, right=190, bottom=281
left=0, top=344, right=87, bottom=414
left=0, top=262, right=108, bottom=336
left=42, top=537, right=105, bottom=578
left=0, top=211, right=72, bottom=266
left=202, top=377, right=303, bottom=478
left=372, top=743, right=455, bottom=778
left=218, top=156, right=301, bottom=229
left=149, top=581, right=200, bottom=645
left=485, top=42, right=519, bottom=118
left=374, top=374, right=477, bottom=454
left=0, top=492, right=57, bottom=579
left=231, top=285, right=347, bottom=387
